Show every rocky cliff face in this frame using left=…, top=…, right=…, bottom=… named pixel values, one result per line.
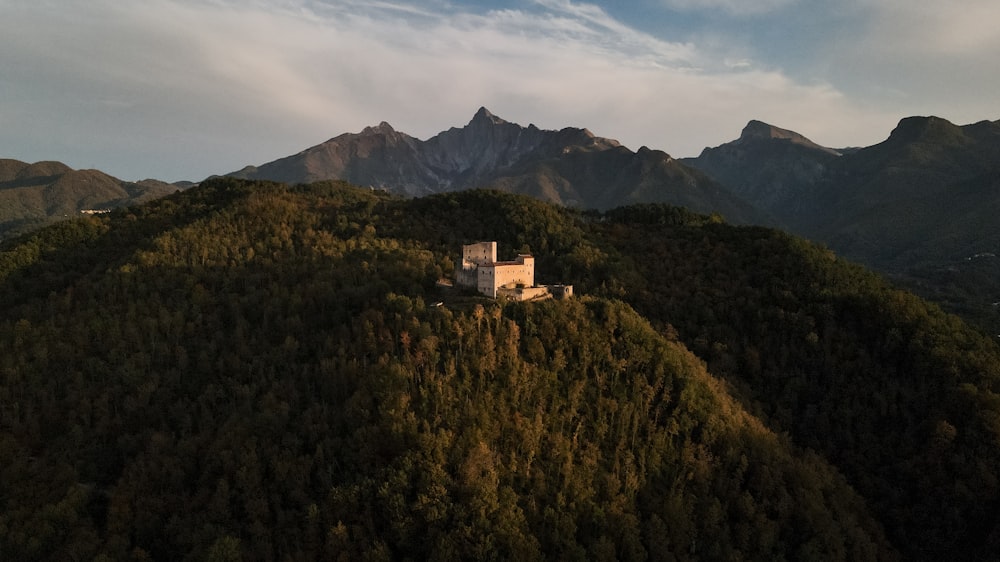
left=230, top=107, right=623, bottom=196
left=424, top=108, right=546, bottom=176
left=227, top=108, right=761, bottom=222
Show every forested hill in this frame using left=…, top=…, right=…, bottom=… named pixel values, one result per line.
left=0, top=158, right=185, bottom=239
left=1, top=179, right=999, bottom=560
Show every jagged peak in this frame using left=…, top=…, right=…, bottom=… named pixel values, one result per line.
left=361, top=121, right=396, bottom=135
left=470, top=106, right=508, bottom=126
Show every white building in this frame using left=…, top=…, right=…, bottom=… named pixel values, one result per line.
left=455, top=241, right=570, bottom=301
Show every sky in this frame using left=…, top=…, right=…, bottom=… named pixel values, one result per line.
left=2, top=0, right=998, bottom=182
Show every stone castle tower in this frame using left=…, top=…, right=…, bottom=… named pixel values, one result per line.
left=455, top=241, right=534, bottom=298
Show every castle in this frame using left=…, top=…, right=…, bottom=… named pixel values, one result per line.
left=455, top=241, right=572, bottom=301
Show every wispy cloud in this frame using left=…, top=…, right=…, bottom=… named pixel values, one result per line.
left=658, top=0, right=797, bottom=16
left=0, top=0, right=956, bottom=181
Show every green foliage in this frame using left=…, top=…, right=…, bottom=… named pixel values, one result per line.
left=1, top=180, right=998, bottom=560
left=0, top=160, right=182, bottom=239
left=581, top=205, right=1000, bottom=561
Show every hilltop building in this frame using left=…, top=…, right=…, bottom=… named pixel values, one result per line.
left=455, top=241, right=572, bottom=301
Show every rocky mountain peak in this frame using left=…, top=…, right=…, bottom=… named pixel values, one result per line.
left=741, top=120, right=804, bottom=142
left=361, top=121, right=397, bottom=136
left=470, top=106, right=507, bottom=127
left=738, top=120, right=839, bottom=154
left=223, top=108, right=755, bottom=218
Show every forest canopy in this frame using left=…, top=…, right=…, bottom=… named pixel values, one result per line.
left=1, top=178, right=998, bottom=560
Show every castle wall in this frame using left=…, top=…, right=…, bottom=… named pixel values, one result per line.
left=455, top=243, right=551, bottom=299
left=455, top=266, right=478, bottom=288
left=457, top=242, right=497, bottom=289
left=477, top=255, right=534, bottom=297
left=462, top=242, right=496, bottom=268
left=549, top=284, right=573, bottom=300
left=498, top=286, right=551, bottom=301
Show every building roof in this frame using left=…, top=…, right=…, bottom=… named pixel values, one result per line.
left=482, top=259, right=532, bottom=267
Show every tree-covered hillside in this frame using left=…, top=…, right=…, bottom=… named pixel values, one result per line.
left=1, top=179, right=998, bottom=560
left=0, top=158, right=183, bottom=240
left=375, top=187, right=1000, bottom=560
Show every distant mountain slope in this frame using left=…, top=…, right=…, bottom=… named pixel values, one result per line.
left=685, top=116, right=1000, bottom=256
left=228, top=107, right=763, bottom=222
left=686, top=116, right=1000, bottom=333
left=0, top=158, right=186, bottom=238
left=798, top=117, right=1000, bottom=263
left=682, top=120, right=841, bottom=215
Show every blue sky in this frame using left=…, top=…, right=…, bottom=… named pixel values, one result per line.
left=2, top=0, right=998, bottom=181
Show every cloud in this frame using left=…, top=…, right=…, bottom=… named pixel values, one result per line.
left=809, top=0, right=1000, bottom=127
left=0, top=0, right=907, bottom=180
left=658, top=0, right=796, bottom=16
left=858, top=0, right=1000, bottom=55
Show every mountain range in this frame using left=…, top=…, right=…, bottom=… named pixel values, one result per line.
left=221, top=108, right=1000, bottom=333
left=684, top=115, right=1000, bottom=333
left=228, top=107, right=762, bottom=223
left=0, top=158, right=190, bottom=238
left=685, top=115, right=1000, bottom=265
left=3, top=109, right=998, bottom=332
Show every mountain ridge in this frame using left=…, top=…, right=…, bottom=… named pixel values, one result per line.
left=227, top=107, right=763, bottom=223
left=736, top=119, right=841, bottom=154
left=0, top=158, right=190, bottom=239
left=681, top=119, right=841, bottom=214
left=684, top=114, right=1000, bottom=333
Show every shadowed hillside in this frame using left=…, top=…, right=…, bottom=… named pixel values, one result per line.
left=2, top=179, right=999, bottom=560
left=686, top=116, right=1000, bottom=335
